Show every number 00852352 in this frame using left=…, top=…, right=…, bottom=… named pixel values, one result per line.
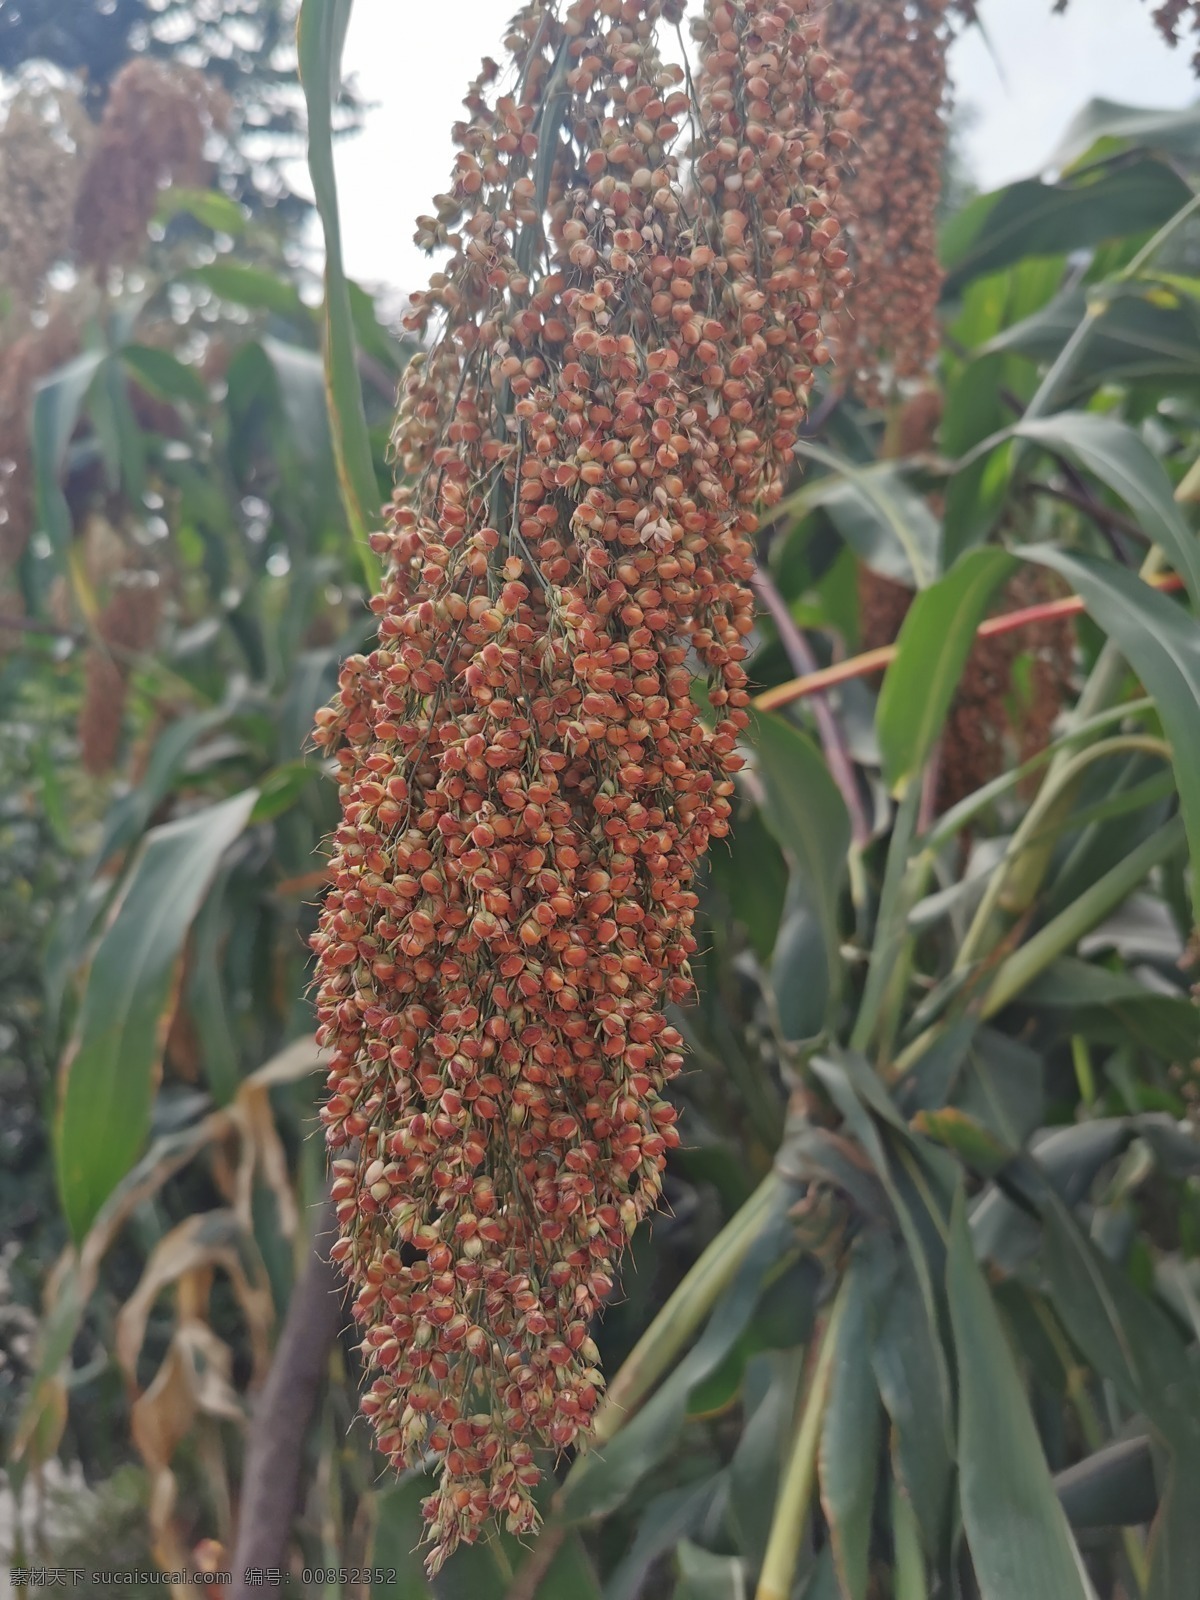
left=300, top=1570, right=398, bottom=1585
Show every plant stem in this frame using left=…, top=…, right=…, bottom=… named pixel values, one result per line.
left=851, top=783, right=923, bottom=1059
left=229, top=1196, right=344, bottom=1600
left=955, top=735, right=1172, bottom=971
left=588, top=1171, right=781, bottom=1449
left=980, top=815, right=1185, bottom=1019
left=750, top=568, right=870, bottom=847
left=1019, top=193, right=1200, bottom=427
left=754, top=1281, right=849, bottom=1600
left=751, top=574, right=1182, bottom=714
left=922, top=698, right=1154, bottom=851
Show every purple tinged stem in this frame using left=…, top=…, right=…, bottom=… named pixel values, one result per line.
left=750, top=567, right=871, bottom=847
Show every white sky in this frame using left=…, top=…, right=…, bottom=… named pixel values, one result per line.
left=325, top=0, right=1197, bottom=296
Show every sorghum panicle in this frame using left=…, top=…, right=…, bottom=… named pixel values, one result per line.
left=823, top=0, right=952, bottom=403
left=310, top=0, right=852, bottom=1571
left=74, top=58, right=228, bottom=273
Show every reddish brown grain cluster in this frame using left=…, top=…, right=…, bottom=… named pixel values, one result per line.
left=74, top=57, right=228, bottom=273
left=310, top=0, right=852, bottom=1570
left=823, top=0, right=952, bottom=403
left=1149, top=0, right=1200, bottom=63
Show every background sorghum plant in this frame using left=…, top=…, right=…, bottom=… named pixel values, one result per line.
left=823, top=0, right=952, bottom=404
left=310, top=0, right=854, bottom=1570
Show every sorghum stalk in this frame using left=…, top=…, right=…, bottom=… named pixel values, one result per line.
left=310, top=0, right=853, bottom=1571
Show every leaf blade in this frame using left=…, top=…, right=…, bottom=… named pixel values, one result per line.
left=947, top=1195, right=1094, bottom=1600
left=876, top=548, right=1016, bottom=795
left=55, top=790, right=259, bottom=1241
left=297, top=0, right=381, bottom=589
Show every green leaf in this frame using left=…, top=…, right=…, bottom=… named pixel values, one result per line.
left=55, top=790, right=259, bottom=1241
left=941, top=354, right=1015, bottom=557
left=748, top=710, right=851, bottom=1025
left=1147, top=1446, right=1200, bottom=1600
left=193, top=261, right=308, bottom=320
left=250, top=762, right=319, bottom=824
left=947, top=1195, right=1094, bottom=1600
left=1021, top=958, right=1200, bottom=1059
left=1054, top=1437, right=1158, bottom=1529
left=674, top=1542, right=750, bottom=1600
left=983, top=284, right=1200, bottom=391
left=369, top=1474, right=432, bottom=1597
left=1019, top=546, right=1200, bottom=867
left=941, top=157, right=1191, bottom=293
left=606, top=1477, right=727, bottom=1600
left=560, top=1200, right=794, bottom=1522
left=867, top=1246, right=952, bottom=1559
left=121, top=344, right=209, bottom=408
left=876, top=548, right=1016, bottom=796
left=1042, top=1197, right=1200, bottom=1449
left=297, top=0, right=381, bottom=590
left=708, top=804, right=787, bottom=963
left=186, top=864, right=241, bottom=1107
left=90, top=353, right=146, bottom=506
left=788, top=444, right=941, bottom=587
left=155, top=185, right=247, bottom=234
left=770, top=905, right=832, bottom=1043
left=818, top=1253, right=881, bottom=1600
left=31, top=349, right=107, bottom=596
left=1050, top=98, right=1200, bottom=171
left=1012, top=414, right=1200, bottom=603
left=259, top=336, right=335, bottom=465
left=92, top=707, right=230, bottom=869
left=911, top=1108, right=1012, bottom=1174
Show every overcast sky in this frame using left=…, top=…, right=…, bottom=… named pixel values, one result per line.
left=325, top=0, right=1196, bottom=295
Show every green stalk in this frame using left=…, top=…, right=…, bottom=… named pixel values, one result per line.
left=955, top=735, right=1171, bottom=971
left=891, top=1478, right=929, bottom=1600
left=754, top=1281, right=849, bottom=1600
left=1021, top=193, right=1200, bottom=427
left=588, top=1170, right=781, bottom=1449
left=921, top=699, right=1155, bottom=851
left=851, top=784, right=922, bottom=1058
left=980, top=815, right=1185, bottom=1019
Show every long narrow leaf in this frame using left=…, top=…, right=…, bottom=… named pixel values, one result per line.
left=55, top=790, right=259, bottom=1241
left=1019, top=546, right=1200, bottom=865
left=947, top=1196, right=1095, bottom=1600
left=749, top=710, right=851, bottom=1027
left=876, top=548, right=1016, bottom=795
left=297, top=0, right=381, bottom=589
left=1013, top=414, right=1200, bottom=602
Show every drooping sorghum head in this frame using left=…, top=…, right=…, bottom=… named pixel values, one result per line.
left=822, top=0, right=953, bottom=404
left=74, top=57, right=228, bottom=273
left=310, top=0, right=853, bottom=1572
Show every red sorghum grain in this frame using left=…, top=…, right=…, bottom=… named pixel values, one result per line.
left=310, top=0, right=853, bottom=1570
